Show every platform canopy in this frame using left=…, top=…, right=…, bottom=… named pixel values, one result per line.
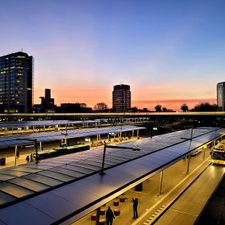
left=0, top=120, right=101, bottom=129
left=0, top=125, right=145, bottom=148
left=0, top=127, right=224, bottom=225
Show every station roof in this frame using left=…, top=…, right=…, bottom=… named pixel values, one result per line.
left=0, top=125, right=145, bottom=148
left=0, top=127, right=224, bottom=225
left=0, top=120, right=99, bottom=129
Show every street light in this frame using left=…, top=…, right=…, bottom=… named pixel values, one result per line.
left=100, top=141, right=141, bottom=175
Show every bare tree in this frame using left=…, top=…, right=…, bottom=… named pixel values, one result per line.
left=94, top=102, right=108, bottom=111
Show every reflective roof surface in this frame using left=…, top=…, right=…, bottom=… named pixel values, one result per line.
left=0, top=120, right=99, bottom=129
left=0, top=125, right=145, bottom=147
left=0, top=127, right=224, bottom=225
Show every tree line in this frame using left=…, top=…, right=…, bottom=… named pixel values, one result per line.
left=93, top=102, right=218, bottom=112
left=155, top=103, right=217, bottom=112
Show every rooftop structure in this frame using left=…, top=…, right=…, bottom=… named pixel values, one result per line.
left=40, top=89, right=55, bottom=112
left=0, top=120, right=98, bottom=130
left=0, top=125, right=144, bottom=148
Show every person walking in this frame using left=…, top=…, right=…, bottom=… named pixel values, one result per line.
left=133, top=197, right=138, bottom=219
left=106, top=206, right=115, bottom=225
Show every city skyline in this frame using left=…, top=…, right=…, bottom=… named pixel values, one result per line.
left=1, top=0, right=224, bottom=110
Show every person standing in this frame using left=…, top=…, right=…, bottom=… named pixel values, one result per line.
left=106, top=206, right=115, bottom=225
left=26, top=155, right=30, bottom=163
left=133, top=197, right=138, bottom=219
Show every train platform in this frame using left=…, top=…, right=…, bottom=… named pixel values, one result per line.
left=195, top=165, right=225, bottom=225
left=0, top=127, right=223, bottom=225
left=72, top=154, right=225, bottom=225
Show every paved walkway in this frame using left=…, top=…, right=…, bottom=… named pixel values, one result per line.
left=0, top=148, right=32, bottom=168
left=195, top=165, right=225, bottom=225
left=154, top=164, right=225, bottom=225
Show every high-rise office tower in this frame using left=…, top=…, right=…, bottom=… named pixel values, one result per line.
left=40, top=89, right=55, bottom=109
left=217, top=82, right=225, bottom=111
left=112, top=84, right=131, bottom=112
left=0, top=52, right=33, bottom=113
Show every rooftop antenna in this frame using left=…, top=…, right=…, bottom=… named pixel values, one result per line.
left=21, top=48, right=23, bottom=52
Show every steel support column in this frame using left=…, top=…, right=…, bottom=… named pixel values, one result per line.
left=95, top=207, right=100, bottom=225
left=186, top=155, right=191, bottom=174
left=100, top=142, right=106, bottom=175
left=159, top=170, right=164, bottom=195
left=14, top=145, right=17, bottom=166
left=203, top=147, right=206, bottom=161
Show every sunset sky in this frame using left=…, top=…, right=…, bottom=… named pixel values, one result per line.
left=1, top=0, right=225, bottom=110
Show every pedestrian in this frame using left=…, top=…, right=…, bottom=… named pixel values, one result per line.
left=30, top=154, right=33, bottom=162
left=26, top=155, right=29, bottom=163
left=133, top=197, right=138, bottom=219
left=106, top=206, right=115, bottom=225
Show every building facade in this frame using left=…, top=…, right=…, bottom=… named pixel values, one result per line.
left=58, top=103, right=92, bottom=113
left=112, top=84, right=131, bottom=112
left=40, top=89, right=55, bottom=111
left=0, top=52, right=33, bottom=113
left=217, top=82, right=225, bottom=111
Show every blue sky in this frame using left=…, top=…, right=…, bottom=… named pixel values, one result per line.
left=1, top=0, right=225, bottom=109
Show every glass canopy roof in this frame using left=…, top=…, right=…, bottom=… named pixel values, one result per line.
left=0, top=127, right=223, bottom=225
left=0, top=125, right=145, bottom=147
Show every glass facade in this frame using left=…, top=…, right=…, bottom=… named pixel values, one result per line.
left=0, top=52, right=33, bottom=113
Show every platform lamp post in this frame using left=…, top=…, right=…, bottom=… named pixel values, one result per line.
left=181, top=126, right=195, bottom=174
left=95, top=141, right=141, bottom=225
left=100, top=141, right=141, bottom=175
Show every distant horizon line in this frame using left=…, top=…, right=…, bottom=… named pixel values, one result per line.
left=34, top=97, right=216, bottom=111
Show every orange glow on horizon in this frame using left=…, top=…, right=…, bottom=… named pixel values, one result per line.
left=34, top=85, right=216, bottom=111
left=132, top=98, right=216, bottom=111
